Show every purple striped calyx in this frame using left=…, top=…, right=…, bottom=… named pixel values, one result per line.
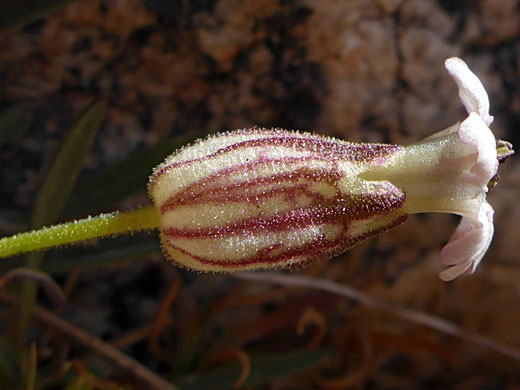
left=149, top=129, right=406, bottom=272
left=148, top=57, right=512, bottom=280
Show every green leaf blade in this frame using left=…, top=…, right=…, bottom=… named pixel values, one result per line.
left=63, top=135, right=196, bottom=216
left=32, top=101, right=104, bottom=228
left=19, top=101, right=103, bottom=345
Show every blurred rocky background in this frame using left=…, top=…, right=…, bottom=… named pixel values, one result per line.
left=0, top=0, right=519, bottom=388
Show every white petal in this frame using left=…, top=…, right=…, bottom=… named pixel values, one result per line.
left=458, top=113, right=498, bottom=188
left=445, top=57, right=494, bottom=126
left=439, top=201, right=494, bottom=281
left=438, top=262, right=473, bottom=282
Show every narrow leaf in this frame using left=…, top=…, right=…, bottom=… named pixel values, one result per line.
left=19, top=101, right=103, bottom=342
left=32, top=101, right=104, bottom=228
left=63, top=135, right=198, bottom=216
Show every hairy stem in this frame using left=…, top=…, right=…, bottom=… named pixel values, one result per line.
left=0, top=206, right=160, bottom=259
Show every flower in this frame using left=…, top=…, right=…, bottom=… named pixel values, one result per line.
left=437, top=58, right=503, bottom=280
left=356, top=57, right=510, bottom=281
left=148, top=57, right=511, bottom=280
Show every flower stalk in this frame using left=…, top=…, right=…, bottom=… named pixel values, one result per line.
left=0, top=206, right=160, bottom=258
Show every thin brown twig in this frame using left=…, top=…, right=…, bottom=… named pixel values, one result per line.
left=44, top=270, right=80, bottom=371
left=62, top=270, right=81, bottom=301
left=234, top=272, right=520, bottom=361
left=111, top=316, right=173, bottom=349
left=0, top=268, right=65, bottom=307
left=148, top=277, right=180, bottom=360
left=0, top=291, right=177, bottom=390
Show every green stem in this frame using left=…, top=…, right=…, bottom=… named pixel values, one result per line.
left=0, top=206, right=160, bottom=259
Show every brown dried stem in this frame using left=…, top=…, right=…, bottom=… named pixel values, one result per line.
left=234, top=272, right=520, bottom=361
left=148, top=277, right=180, bottom=361
left=0, top=291, right=177, bottom=390
left=0, top=268, right=65, bottom=307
